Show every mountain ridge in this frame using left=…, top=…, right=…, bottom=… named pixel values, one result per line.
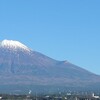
left=0, top=39, right=100, bottom=93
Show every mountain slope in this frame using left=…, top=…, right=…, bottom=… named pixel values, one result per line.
left=0, top=39, right=100, bottom=93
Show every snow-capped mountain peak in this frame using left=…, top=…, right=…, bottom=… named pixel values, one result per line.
left=0, top=39, right=31, bottom=52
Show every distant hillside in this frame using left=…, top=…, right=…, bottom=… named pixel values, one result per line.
left=0, top=40, right=100, bottom=94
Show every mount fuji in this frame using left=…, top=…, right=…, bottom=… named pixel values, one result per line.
left=0, top=39, right=100, bottom=93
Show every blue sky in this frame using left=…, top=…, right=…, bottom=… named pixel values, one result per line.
left=0, top=0, right=100, bottom=74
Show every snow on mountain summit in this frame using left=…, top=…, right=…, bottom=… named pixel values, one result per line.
left=0, top=40, right=31, bottom=52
